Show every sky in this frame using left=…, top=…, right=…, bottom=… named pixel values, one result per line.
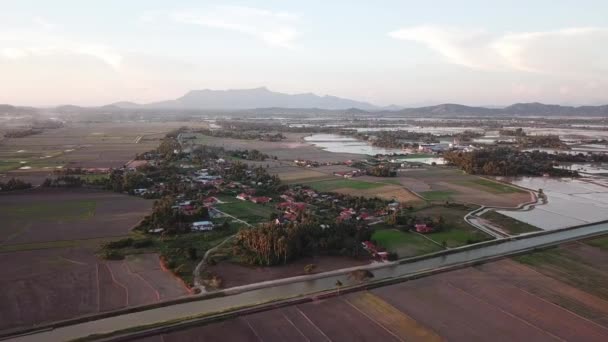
left=1, top=0, right=607, bottom=107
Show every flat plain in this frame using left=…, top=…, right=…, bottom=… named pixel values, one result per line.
left=133, top=236, right=608, bottom=342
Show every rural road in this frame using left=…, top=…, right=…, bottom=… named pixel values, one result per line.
left=193, top=207, right=251, bottom=291
left=8, top=220, right=608, bottom=342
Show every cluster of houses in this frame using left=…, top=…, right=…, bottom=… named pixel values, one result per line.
left=333, top=170, right=363, bottom=178
left=235, top=191, right=272, bottom=204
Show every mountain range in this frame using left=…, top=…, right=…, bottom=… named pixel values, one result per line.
left=2, top=87, right=608, bottom=117
left=110, top=87, right=384, bottom=111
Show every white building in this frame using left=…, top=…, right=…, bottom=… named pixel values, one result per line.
left=192, top=221, right=214, bottom=231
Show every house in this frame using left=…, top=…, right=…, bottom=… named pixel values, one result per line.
left=203, top=197, right=219, bottom=206
left=415, top=223, right=434, bottom=233
left=192, top=221, right=214, bottom=231
left=236, top=193, right=249, bottom=201
left=251, top=196, right=272, bottom=204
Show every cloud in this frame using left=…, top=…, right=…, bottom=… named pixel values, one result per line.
left=0, top=28, right=123, bottom=68
left=389, top=26, right=608, bottom=77
left=170, top=5, right=299, bottom=48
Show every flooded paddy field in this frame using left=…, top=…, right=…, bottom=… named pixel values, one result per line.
left=497, top=177, right=608, bottom=230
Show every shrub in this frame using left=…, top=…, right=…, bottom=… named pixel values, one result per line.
left=101, top=250, right=124, bottom=260
left=132, top=238, right=154, bottom=248
left=104, top=238, right=134, bottom=249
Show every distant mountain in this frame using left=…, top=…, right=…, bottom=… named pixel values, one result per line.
left=0, top=104, right=38, bottom=116
left=112, top=87, right=379, bottom=111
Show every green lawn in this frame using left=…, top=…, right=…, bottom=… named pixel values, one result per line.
left=481, top=210, right=541, bottom=234
left=372, top=228, right=442, bottom=258
left=215, top=200, right=277, bottom=224
left=0, top=200, right=97, bottom=221
left=307, top=179, right=385, bottom=192
left=461, top=178, right=523, bottom=194
left=420, top=190, right=455, bottom=201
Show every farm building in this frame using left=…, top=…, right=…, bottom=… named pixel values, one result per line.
left=415, top=223, right=434, bottom=233
left=192, top=221, right=214, bottom=231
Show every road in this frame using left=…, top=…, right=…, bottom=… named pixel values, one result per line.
left=8, top=220, right=608, bottom=342
left=192, top=207, right=251, bottom=290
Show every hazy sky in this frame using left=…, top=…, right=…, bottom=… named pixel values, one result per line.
left=1, top=0, right=607, bottom=106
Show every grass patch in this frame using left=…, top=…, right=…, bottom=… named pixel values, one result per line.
left=481, top=210, right=541, bottom=234
left=307, top=179, right=385, bottom=192
left=515, top=248, right=608, bottom=300
left=0, top=236, right=128, bottom=252
left=420, top=190, right=454, bottom=201
left=413, top=204, right=491, bottom=248
left=376, top=179, right=402, bottom=186
left=425, top=229, right=489, bottom=248
left=76, top=174, right=110, bottom=182
left=461, top=178, right=523, bottom=194
left=584, top=235, right=608, bottom=250
left=0, top=161, right=21, bottom=172
left=215, top=200, right=277, bottom=224
left=0, top=200, right=96, bottom=221
left=372, top=228, right=441, bottom=257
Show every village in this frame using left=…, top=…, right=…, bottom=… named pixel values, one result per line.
left=73, top=129, right=470, bottom=290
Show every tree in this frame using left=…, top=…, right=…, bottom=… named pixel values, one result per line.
left=335, top=279, right=343, bottom=295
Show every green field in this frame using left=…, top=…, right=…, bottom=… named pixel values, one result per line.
left=0, top=161, right=21, bottom=172
left=515, top=247, right=608, bottom=300
left=461, top=178, right=523, bottom=194
left=425, top=228, right=490, bottom=248
left=215, top=200, right=277, bottom=224
left=0, top=200, right=97, bottom=221
left=307, top=179, right=384, bottom=192
left=76, top=174, right=110, bottom=182
left=372, top=228, right=442, bottom=258
left=481, top=210, right=541, bottom=234
left=413, top=204, right=491, bottom=247
left=584, top=235, right=608, bottom=250
left=420, top=190, right=454, bottom=201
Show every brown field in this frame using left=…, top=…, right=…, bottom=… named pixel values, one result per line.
left=0, top=251, right=190, bottom=331
left=140, top=237, right=608, bottom=342
left=0, top=188, right=189, bottom=332
left=0, top=188, right=152, bottom=245
left=269, top=165, right=336, bottom=184
left=0, top=122, right=201, bottom=184
left=332, top=184, right=422, bottom=203
left=194, top=132, right=362, bottom=163
left=399, top=168, right=531, bottom=207
left=208, top=255, right=370, bottom=289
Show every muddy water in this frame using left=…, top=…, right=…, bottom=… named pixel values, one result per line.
left=496, top=177, right=608, bottom=230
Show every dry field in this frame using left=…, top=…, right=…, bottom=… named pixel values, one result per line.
left=0, top=122, right=200, bottom=183
left=0, top=188, right=151, bottom=245
left=401, top=168, right=531, bottom=207
left=0, top=251, right=189, bottom=331
left=193, top=132, right=362, bottom=162
left=137, top=236, right=608, bottom=342
left=0, top=188, right=189, bottom=332
left=208, top=256, right=370, bottom=289
left=332, top=183, right=422, bottom=203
